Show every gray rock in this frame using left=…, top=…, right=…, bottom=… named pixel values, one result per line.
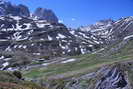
left=0, top=1, right=30, bottom=17
left=34, top=7, right=58, bottom=23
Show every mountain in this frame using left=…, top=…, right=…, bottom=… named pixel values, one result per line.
left=0, top=1, right=133, bottom=89
left=0, top=0, right=58, bottom=23
left=34, top=7, right=58, bottom=23
left=0, top=15, right=133, bottom=71
left=24, top=33, right=133, bottom=89
left=79, top=17, right=133, bottom=44
left=79, top=19, right=114, bottom=32
left=21, top=17, right=133, bottom=89
left=0, top=1, right=30, bottom=17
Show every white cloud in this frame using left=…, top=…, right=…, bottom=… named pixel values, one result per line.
left=59, top=20, right=64, bottom=23
left=72, top=18, right=76, bottom=21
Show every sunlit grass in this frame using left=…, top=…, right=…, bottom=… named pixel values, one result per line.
left=24, top=40, right=133, bottom=79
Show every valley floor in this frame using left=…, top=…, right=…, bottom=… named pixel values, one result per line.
left=22, top=40, right=133, bottom=89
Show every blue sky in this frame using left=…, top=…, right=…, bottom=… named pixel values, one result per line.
left=8, top=0, right=133, bottom=28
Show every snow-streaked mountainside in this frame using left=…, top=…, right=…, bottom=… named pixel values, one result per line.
left=0, top=1, right=133, bottom=89
left=0, top=15, right=133, bottom=71
left=78, top=17, right=133, bottom=43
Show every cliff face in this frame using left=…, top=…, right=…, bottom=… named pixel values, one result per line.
left=0, top=1, right=30, bottom=17
left=0, top=1, right=59, bottom=23
left=34, top=7, right=58, bottom=23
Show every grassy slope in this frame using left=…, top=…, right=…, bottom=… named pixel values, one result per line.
left=0, top=71, right=46, bottom=89
left=24, top=40, right=133, bottom=80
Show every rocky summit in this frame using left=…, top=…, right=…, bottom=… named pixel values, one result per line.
left=0, top=1, right=30, bottom=17
left=0, top=0, right=133, bottom=89
left=34, top=7, right=59, bottom=23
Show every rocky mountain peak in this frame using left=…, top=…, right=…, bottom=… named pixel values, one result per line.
left=0, top=1, right=30, bottom=17
left=34, top=7, right=58, bottom=23
left=96, top=19, right=114, bottom=26
left=79, top=19, right=114, bottom=32
left=0, top=1, right=59, bottom=23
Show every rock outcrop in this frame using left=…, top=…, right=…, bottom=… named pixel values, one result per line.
left=0, top=1, right=30, bottom=17
left=34, top=7, right=58, bottom=23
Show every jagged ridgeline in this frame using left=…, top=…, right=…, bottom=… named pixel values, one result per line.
left=0, top=0, right=58, bottom=22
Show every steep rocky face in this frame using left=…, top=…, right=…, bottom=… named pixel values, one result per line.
left=16, top=4, right=30, bottom=17
left=0, top=1, right=59, bottom=23
left=34, top=7, right=58, bottom=23
left=0, top=1, right=30, bottom=17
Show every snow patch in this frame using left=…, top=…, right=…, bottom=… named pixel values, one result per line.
left=61, top=59, right=76, bottom=63
left=67, top=49, right=71, bottom=52
left=23, top=45, right=27, bottom=49
left=58, top=34, right=66, bottom=39
left=0, top=56, right=4, bottom=60
left=28, top=30, right=33, bottom=35
left=31, top=44, right=34, bottom=46
left=42, top=63, right=50, bottom=66
left=14, top=45, right=17, bottom=48
left=0, top=39, right=8, bottom=41
left=33, top=53, right=41, bottom=55
left=10, top=16, right=22, bottom=20
left=36, top=22, right=50, bottom=28
left=7, top=68, right=18, bottom=71
left=70, top=30, right=75, bottom=35
left=5, top=46, right=12, bottom=51
left=18, top=45, right=23, bottom=48
left=62, top=51, right=65, bottom=54
left=12, top=32, right=22, bottom=41
left=92, top=48, right=105, bottom=54
left=124, top=35, right=133, bottom=40
left=40, top=38, right=44, bottom=41
left=48, top=35, right=52, bottom=41
left=3, top=62, right=9, bottom=67
left=81, top=48, right=86, bottom=54
left=3, top=58, right=11, bottom=61
left=23, top=23, right=31, bottom=29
